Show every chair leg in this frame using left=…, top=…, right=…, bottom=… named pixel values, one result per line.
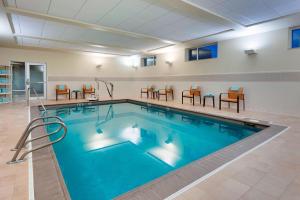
left=182, top=95, right=183, bottom=104
left=200, top=95, right=202, bottom=105
left=219, top=99, right=221, bottom=110
left=193, top=95, right=195, bottom=106
left=243, top=99, right=245, bottom=110
left=166, top=93, right=167, bottom=101
left=172, top=91, right=174, bottom=100
left=56, top=93, right=58, bottom=101
left=237, top=100, right=240, bottom=113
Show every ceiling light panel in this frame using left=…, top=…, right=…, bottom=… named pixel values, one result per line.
left=21, top=37, right=40, bottom=46
left=12, top=14, right=45, bottom=37
left=184, top=0, right=300, bottom=26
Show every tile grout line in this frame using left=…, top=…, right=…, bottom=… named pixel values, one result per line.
left=165, top=126, right=290, bottom=200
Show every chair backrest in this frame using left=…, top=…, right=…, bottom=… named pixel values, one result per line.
left=56, top=85, right=67, bottom=91
left=147, top=85, right=155, bottom=91
left=165, top=85, right=173, bottom=91
left=228, top=87, right=244, bottom=99
left=83, top=84, right=93, bottom=91
left=190, top=86, right=201, bottom=96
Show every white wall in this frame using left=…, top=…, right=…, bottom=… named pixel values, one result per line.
left=1, top=27, right=300, bottom=117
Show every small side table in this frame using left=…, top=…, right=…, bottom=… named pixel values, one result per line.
left=72, top=90, right=82, bottom=99
left=203, top=94, right=215, bottom=107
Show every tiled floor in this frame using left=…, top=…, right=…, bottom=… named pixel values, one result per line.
left=1, top=98, right=300, bottom=200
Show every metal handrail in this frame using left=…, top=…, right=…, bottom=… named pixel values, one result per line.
left=27, top=86, right=47, bottom=112
left=95, top=78, right=114, bottom=98
left=12, top=116, right=63, bottom=151
left=7, top=116, right=67, bottom=164
left=19, top=122, right=67, bottom=161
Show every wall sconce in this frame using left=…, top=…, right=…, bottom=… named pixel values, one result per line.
left=132, top=65, right=138, bottom=70
left=244, top=49, right=257, bottom=55
left=96, top=64, right=102, bottom=69
left=165, top=60, right=173, bottom=66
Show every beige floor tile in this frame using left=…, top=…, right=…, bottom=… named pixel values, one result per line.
left=206, top=178, right=250, bottom=200
left=279, top=182, right=300, bottom=200
left=232, top=167, right=266, bottom=187
left=254, top=174, right=291, bottom=198
left=239, top=188, right=276, bottom=200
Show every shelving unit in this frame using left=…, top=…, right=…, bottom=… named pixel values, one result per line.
left=0, top=65, right=12, bottom=104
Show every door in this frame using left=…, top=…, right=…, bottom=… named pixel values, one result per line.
left=11, top=61, right=47, bottom=102
left=11, top=62, right=26, bottom=102
left=27, top=63, right=47, bottom=100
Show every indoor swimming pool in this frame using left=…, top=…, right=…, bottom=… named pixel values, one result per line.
left=44, top=102, right=262, bottom=200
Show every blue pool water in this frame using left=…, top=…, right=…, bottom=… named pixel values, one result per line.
left=44, top=102, right=261, bottom=200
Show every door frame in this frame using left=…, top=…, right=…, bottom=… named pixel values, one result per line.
left=10, top=61, right=47, bottom=101
left=26, top=62, right=47, bottom=100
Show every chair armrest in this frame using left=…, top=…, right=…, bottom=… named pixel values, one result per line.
left=182, top=90, right=190, bottom=95
left=219, top=93, right=228, bottom=99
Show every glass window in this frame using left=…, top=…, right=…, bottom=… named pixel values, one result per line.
left=198, top=44, right=218, bottom=59
left=188, top=43, right=218, bottom=61
left=142, top=56, right=156, bottom=67
left=188, top=48, right=198, bottom=61
left=291, top=28, right=300, bottom=48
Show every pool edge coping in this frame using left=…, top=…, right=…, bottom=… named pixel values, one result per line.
left=30, top=99, right=287, bottom=200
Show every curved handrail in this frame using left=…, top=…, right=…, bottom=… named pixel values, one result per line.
left=12, top=116, right=63, bottom=151
left=7, top=121, right=67, bottom=164
left=23, top=125, right=64, bottom=146
left=19, top=122, right=67, bottom=161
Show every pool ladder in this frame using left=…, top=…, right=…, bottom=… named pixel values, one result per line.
left=7, top=116, right=67, bottom=164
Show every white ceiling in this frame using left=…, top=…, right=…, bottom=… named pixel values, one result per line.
left=183, top=0, right=300, bottom=26
left=1, top=0, right=300, bottom=55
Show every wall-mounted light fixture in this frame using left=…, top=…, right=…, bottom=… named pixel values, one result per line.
left=132, top=65, right=138, bottom=70
left=96, top=64, right=102, bottom=69
left=244, top=49, right=257, bottom=55
left=165, top=60, right=173, bottom=66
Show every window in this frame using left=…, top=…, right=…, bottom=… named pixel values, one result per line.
left=188, top=48, right=198, bottom=61
left=291, top=28, right=300, bottom=48
left=187, top=43, right=218, bottom=61
left=142, top=56, right=156, bottom=67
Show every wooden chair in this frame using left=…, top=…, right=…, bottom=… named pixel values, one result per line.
left=182, top=86, right=201, bottom=106
left=56, top=85, right=70, bottom=100
left=82, top=84, right=95, bottom=99
left=158, top=86, right=174, bottom=101
left=219, top=86, right=245, bottom=113
left=140, top=86, right=155, bottom=98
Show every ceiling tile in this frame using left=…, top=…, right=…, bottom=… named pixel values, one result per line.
left=75, top=0, right=121, bottom=23
left=184, top=0, right=300, bottom=26
left=16, top=0, right=51, bottom=13
left=48, top=0, right=86, bottom=18
left=98, top=0, right=150, bottom=27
